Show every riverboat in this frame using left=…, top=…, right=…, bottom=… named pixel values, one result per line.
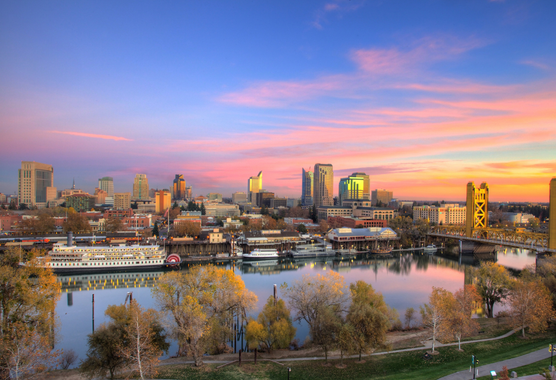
left=291, top=243, right=336, bottom=258
left=242, top=248, right=279, bottom=260
left=423, top=244, right=437, bottom=254
left=28, top=238, right=181, bottom=274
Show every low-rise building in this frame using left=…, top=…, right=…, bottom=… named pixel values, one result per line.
left=413, top=204, right=466, bottom=225
left=207, top=193, right=223, bottom=202
left=327, top=227, right=398, bottom=243
left=353, top=207, right=395, bottom=221
left=122, top=214, right=152, bottom=230
left=200, top=228, right=224, bottom=243
left=104, top=209, right=134, bottom=219
left=317, top=206, right=352, bottom=221
left=328, top=216, right=388, bottom=229
left=284, top=217, right=314, bottom=226
left=204, top=204, right=240, bottom=217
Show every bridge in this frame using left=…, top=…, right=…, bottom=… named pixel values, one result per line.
left=428, top=178, right=556, bottom=254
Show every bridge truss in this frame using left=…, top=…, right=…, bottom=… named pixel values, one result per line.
left=429, top=225, right=553, bottom=253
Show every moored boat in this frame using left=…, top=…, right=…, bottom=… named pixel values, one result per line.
left=423, top=244, right=437, bottom=254
left=242, top=248, right=279, bottom=260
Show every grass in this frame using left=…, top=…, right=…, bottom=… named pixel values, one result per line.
left=155, top=326, right=556, bottom=380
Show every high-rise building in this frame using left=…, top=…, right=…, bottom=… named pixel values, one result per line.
left=18, top=161, right=54, bottom=208
left=133, top=174, right=149, bottom=200
left=339, top=173, right=366, bottom=204
left=313, top=164, right=333, bottom=208
left=371, top=189, right=393, bottom=206
left=185, top=186, right=192, bottom=199
left=155, top=190, right=171, bottom=214
left=98, top=176, right=114, bottom=197
left=172, top=174, right=186, bottom=200
left=248, top=171, right=263, bottom=203
left=256, top=191, right=275, bottom=207
left=114, top=192, right=131, bottom=210
left=301, top=168, right=313, bottom=206
left=351, top=172, right=370, bottom=199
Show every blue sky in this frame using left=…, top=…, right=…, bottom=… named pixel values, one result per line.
left=1, top=0, right=555, bottom=201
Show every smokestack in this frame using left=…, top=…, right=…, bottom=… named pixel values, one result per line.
left=67, top=231, right=73, bottom=247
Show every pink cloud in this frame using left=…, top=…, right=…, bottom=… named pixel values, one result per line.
left=49, top=130, right=133, bottom=141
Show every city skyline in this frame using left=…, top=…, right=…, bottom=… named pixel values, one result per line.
left=1, top=1, right=555, bottom=202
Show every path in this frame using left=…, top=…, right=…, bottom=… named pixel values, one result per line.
left=438, top=347, right=552, bottom=380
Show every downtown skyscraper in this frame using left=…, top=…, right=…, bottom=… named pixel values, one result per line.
left=98, top=176, right=114, bottom=197
left=338, top=172, right=370, bottom=204
left=313, top=164, right=333, bottom=208
left=301, top=168, right=313, bottom=206
left=247, top=171, right=262, bottom=203
left=172, top=174, right=186, bottom=200
left=18, top=161, right=55, bottom=208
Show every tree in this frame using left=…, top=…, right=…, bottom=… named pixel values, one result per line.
left=261, top=215, right=277, bottom=230
left=347, top=281, right=391, bottom=361
left=0, top=249, right=61, bottom=379
left=117, top=302, right=166, bottom=380
left=80, top=303, right=168, bottom=380
left=475, top=262, right=512, bottom=318
left=80, top=323, right=126, bottom=380
left=444, top=285, right=481, bottom=350
left=509, top=278, right=554, bottom=337
left=18, top=203, right=29, bottom=210
left=318, top=220, right=330, bottom=234
left=297, top=224, right=308, bottom=233
left=60, top=349, right=78, bottom=370
left=200, top=203, right=206, bottom=215
left=63, top=211, right=92, bottom=233
left=337, top=322, right=356, bottom=367
left=152, top=222, right=159, bottom=237
left=420, top=287, right=454, bottom=353
left=105, top=217, right=124, bottom=233
left=173, top=221, right=201, bottom=238
left=152, top=266, right=257, bottom=366
left=247, top=296, right=296, bottom=352
left=282, top=271, right=349, bottom=362
left=21, top=212, right=56, bottom=234
left=287, top=207, right=309, bottom=219
left=404, top=307, right=416, bottom=329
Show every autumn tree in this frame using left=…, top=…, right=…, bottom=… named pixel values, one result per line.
left=404, top=307, right=416, bottom=329
left=443, top=285, right=481, bottom=350
left=337, top=322, right=356, bottom=367
left=319, top=220, right=330, bottom=234
left=282, top=271, right=349, bottom=362
left=20, top=212, right=56, bottom=234
left=246, top=296, right=296, bottom=353
left=509, top=278, right=554, bottom=337
left=80, top=302, right=168, bottom=380
left=0, top=249, right=62, bottom=379
left=152, top=266, right=257, bottom=366
left=172, top=221, right=201, bottom=238
left=261, top=215, right=277, bottom=230
left=420, top=287, right=454, bottom=353
left=105, top=217, right=124, bottom=233
left=475, top=262, right=513, bottom=318
left=63, top=211, right=92, bottom=233
left=117, top=302, right=167, bottom=380
left=347, top=281, right=391, bottom=361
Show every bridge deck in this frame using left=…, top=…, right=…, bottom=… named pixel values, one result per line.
left=428, top=232, right=556, bottom=254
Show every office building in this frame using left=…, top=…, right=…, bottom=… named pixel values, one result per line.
left=155, top=190, right=171, bottom=214
left=248, top=171, right=263, bottom=203
left=18, top=161, right=54, bottom=208
left=133, top=174, right=149, bottom=200
left=185, top=186, right=192, bottom=199
left=98, top=177, right=114, bottom=197
left=313, top=164, right=333, bottom=208
left=66, top=194, right=95, bottom=212
left=232, top=191, right=248, bottom=204
left=172, top=174, right=186, bottom=200
left=270, top=197, right=287, bottom=208
left=94, top=188, right=107, bottom=204
left=371, top=189, right=393, bottom=206
left=353, top=207, right=395, bottom=220
left=207, top=193, right=223, bottom=202
left=301, top=168, right=313, bottom=206
left=339, top=173, right=366, bottom=204
left=256, top=191, right=275, bottom=207
left=204, top=204, right=240, bottom=217
left=114, top=192, right=131, bottom=210
left=413, top=204, right=466, bottom=225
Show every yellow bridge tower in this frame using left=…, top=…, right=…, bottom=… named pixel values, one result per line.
left=549, top=178, right=556, bottom=250
left=466, top=182, right=489, bottom=238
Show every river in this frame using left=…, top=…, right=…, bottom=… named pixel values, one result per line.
left=54, top=247, right=537, bottom=364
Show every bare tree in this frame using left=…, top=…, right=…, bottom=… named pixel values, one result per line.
left=60, top=349, right=78, bottom=370
left=404, top=307, right=416, bottom=329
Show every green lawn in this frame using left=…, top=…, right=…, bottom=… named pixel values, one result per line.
left=155, top=327, right=556, bottom=380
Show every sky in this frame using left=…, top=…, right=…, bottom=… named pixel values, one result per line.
left=1, top=0, right=555, bottom=202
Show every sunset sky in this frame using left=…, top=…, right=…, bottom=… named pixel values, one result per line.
left=1, top=0, right=555, bottom=202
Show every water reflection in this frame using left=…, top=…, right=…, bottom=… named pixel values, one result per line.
left=55, top=249, right=536, bottom=363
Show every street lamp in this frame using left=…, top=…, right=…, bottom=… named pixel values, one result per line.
left=287, top=367, right=291, bottom=380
